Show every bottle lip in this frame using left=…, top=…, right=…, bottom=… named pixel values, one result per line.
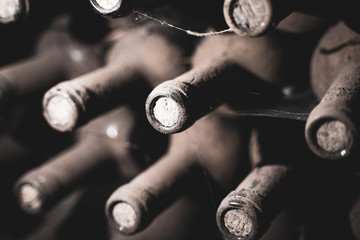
left=146, top=95, right=184, bottom=133
left=216, top=193, right=261, bottom=240
left=223, top=0, right=273, bottom=37
left=15, top=182, right=44, bottom=214
left=0, top=0, right=29, bottom=24
left=42, top=90, right=80, bottom=132
left=106, top=200, right=141, bottom=235
left=145, top=79, right=196, bottom=134
left=90, top=0, right=120, bottom=15
left=89, top=0, right=131, bottom=18
left=305, top=110, right=358, bottom=160
left=221, top=208, right=255, bottom=239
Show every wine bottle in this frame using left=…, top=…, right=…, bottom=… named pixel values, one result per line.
left=216, top=164, right=295, bottom=240
left=0, top=102, right=74, bottom=240
left=222, top=0, right=357, bottom=37
left=0, top=0, right=28, bottom=24
left=0, top=15, right=102, bottom=111
left=223, top=0, right=296, bottom=37
left=220, top=116, right=313, bottom=240
left=14, top=104, right=165, bottom=214
left=106, top=106, right=251, bottom=235
left=42, top=19, right=197, bottom=132
left=305, top=21, right=360, bottom=160
left=145, top=28, right=319, bottom=134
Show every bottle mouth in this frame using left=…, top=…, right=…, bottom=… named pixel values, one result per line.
left=43, top=93, right=79, bottom=132
left=223, top=208, right=254, bottom=239
left=217, top=194, right=260, bottom=240
left=151, top=96, right=181, bottom=128
left=89, top=0, right=121, bottom=15
left=306, top=116, right=356, bottom=160
left=146, top=80, right=194, bottom=134
left=223, top=0, right=273, bottom=37
left=0, top=0, right=28, bottom=24
left=146, top=94, right=189, bottom=134
left=17, top=183, right=43, bottom=214
left=108, top=201, right=139, bottom=235
left=315, top=119, right=352, bottom=156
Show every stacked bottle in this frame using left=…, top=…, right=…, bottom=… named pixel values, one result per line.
left=0, top=1, right=359, bottom=240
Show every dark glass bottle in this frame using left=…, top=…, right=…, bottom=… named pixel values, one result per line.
left=14, top=104, right=166, bottom=214
left=0, top=102, right=75, bottom=239
left=216, top=164, right=294, bottom=240
left=305, top=21, right=360, bottom=160
left=223, top=0, right=358, bottom=37
left=217, top=117, right=313, bottom=240
left=106, top=106, right=252, bottom=235
left=145, top=26, right=323, bottom=134
left=42, top=18, right=198, bottom=132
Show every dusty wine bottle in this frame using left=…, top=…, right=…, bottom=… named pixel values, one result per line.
left=223, top=0, right=296, bottom=37
left=216, top=164, right=294, bottom=240
left=222, top=0, right=359, bottom=37
left=106, top=133, right=200, bottom=235
left=0, top=16, right=102, bottom=111
left=145, top=30, right=300, bottom=134
left=246, top=117, right=314, bottom=239
left=106, top=106, right=251, bottom=235
left=43, top=19, right=197, bottom=132
left=0, top=0, right=28, bottom=24
left=14, top=105, right=164, bottom=214
left=305, top=21, right=360, bottom=160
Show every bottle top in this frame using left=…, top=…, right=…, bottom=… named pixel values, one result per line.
left=0, top=0, right=28, bottom=24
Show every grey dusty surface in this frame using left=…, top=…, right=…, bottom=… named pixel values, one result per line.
left=153, top=97, right=180, bottom=127
left=224, top=209, right=253, bottom=237
left=316, top=120, right=351, bottom=154
left=231, top=0, right=266, bottom=31
left=112, top=202, right=137, bottom=230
